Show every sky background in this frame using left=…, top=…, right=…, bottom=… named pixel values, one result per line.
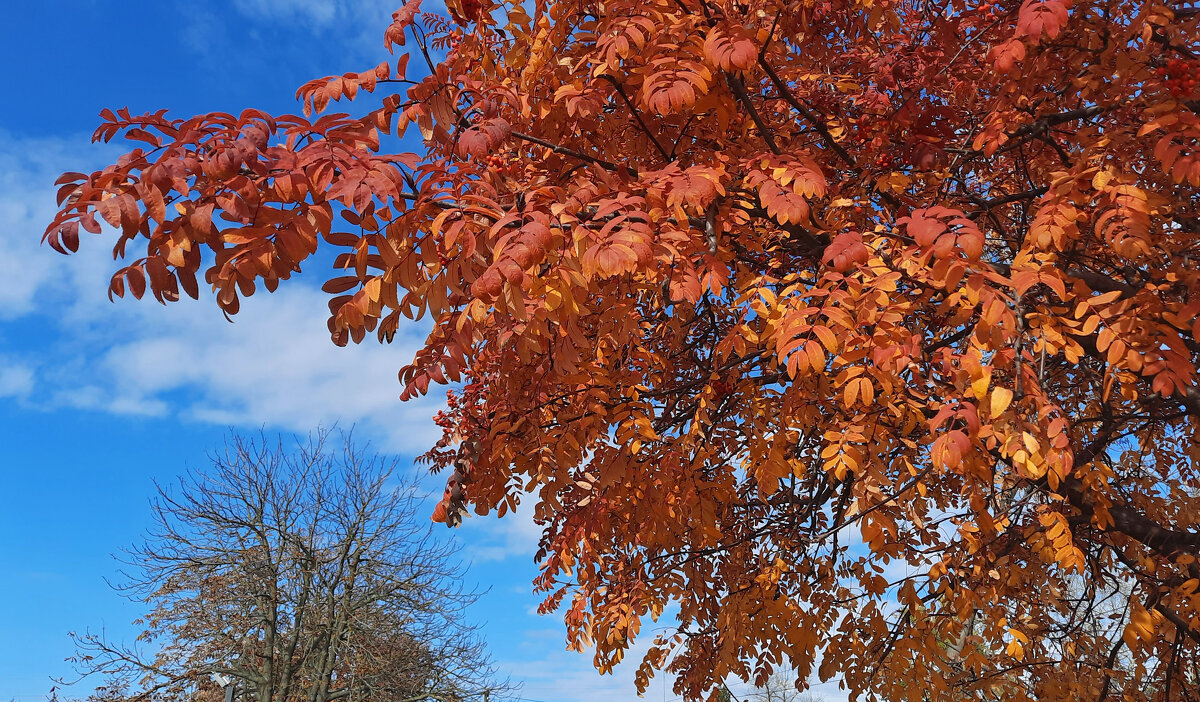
left=0, top=3, right=849, bottom=701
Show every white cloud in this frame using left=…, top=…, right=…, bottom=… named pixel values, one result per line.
left=0, top=132, right=444, bottom=455
left=0, top=133, right=113, bottom=320
left=226, top=0, right=411, bottom=60
left=79, top=284, right=442, bottom=449
left=232, top=0, right=452, bottom=27
left=0, top=359, right=34, bottom=400
left=489, top=607, right=854, bottom=702
left=217, top=0, right=451, bottom=62
left=238, top=0, right=341, bottom=26
left=498, top=620, right=665, bottom=702
left=492, top=603, right=851, bottom=702
left=461, top=495, right=545, bottom=563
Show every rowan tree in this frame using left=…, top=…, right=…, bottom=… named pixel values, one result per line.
left=42, top=0, right=1200, bottom=700
left=65, top=430, right=504, bottom=702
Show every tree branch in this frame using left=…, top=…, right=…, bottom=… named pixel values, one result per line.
left=598, top=74, right=672, bottom=163
left=758, top=57, right=857, bottom=168
left=725, top=72, right=781, bottom=155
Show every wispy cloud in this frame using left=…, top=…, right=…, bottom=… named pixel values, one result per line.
left=237, top=0, right=342, bottom=26
left=0, top=358, right=34, bottom=400
left=461, top=495, right=545, bottom=563
left=497, top=623, right=665, bottom=702
left=233, top=0, right=454, bottom=28
left=0, top=132, right=443, bottom=454
left=0, top=133, right=109, bottom=320
left=179, top=0, right=417, bottom=66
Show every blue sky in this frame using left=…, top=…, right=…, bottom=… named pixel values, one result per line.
left=0, top=4, right=855, bottom=701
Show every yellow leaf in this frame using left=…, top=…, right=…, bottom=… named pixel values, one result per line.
left=990, top=387, right=1013, bottom=418
left=970, top=369, right=991, bottom=399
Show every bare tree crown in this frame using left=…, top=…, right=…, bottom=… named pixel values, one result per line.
left=68, top=429, right=506, bottom=702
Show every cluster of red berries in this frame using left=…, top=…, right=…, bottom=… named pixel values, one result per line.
left=976, top=2, right=1002, bottom=18
left=1156, top=58, right=1199, bottom=97
left=448, top=30, right=463, bottom=53
left=482, top=152, right=520, bottom=176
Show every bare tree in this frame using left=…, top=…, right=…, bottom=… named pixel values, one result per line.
left=742, top=673, right=820, bottom=702
left=65, top=429, right=507, bottom=702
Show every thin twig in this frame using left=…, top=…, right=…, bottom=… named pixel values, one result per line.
left=725, top=73, right=781, bottom=155
left=510, top=130, right=629, bottom=174
left=599, top=74, right=672, bottom=163
left=758, top=57, right=856, bottom=167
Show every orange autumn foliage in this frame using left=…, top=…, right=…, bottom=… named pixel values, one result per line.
left=43, top=0, right=1200, bottom=700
